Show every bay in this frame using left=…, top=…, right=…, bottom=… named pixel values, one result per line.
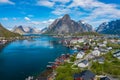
left=0, top=36, right=70, bottom=80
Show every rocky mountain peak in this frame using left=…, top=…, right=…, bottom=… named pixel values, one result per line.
left=78, top=20, right=85, bottom=24
left=45, top=14, right=93, bottom=34
left=62, top=14, right=71, bottom=21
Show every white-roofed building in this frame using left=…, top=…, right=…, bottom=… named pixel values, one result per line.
left=78, top=60, right=89, bottom=68
left=92, top=49, right=101, bottom=56
left=76, top=51, right=85, bottom=59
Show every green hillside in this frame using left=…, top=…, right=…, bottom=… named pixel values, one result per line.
left=0, top=23, right=21, bottom=38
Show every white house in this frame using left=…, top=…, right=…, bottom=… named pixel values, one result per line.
left=110, top=39, right=116, bottom=43
left=88, top=54, right=94, bottom=59
left=76, top=51, right=85, bottom=59
left=98, top=43, right=106, bottom=47
left=103, top=40, right=107, bottom=44
left=77, top=38, right=84, bottom=43
left=113, top=51, right=120, bottom=59
left=92, top=50, right=101, bottom=56
left=78, top=60, right=89, bottom=68
left=93, top=57, right=105, bottom=64
left=94, top=47, right=98, bottom=50
left=107, top=47, right=112, bottom=50
left=99, top=48, right=108, bottom=55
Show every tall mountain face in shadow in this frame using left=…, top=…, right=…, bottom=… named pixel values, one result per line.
left=45, top=14, right=93, bottom=34
left=96, top=20, right=120, bottom=34
left=13, top=26, right=40, bottom=35
left=0, top=23, right=20, bottom=38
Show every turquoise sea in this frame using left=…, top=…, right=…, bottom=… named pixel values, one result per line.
left=0, top=36, right=71, bottom=80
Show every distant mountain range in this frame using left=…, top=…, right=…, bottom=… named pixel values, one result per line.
left=2, top=14, right=120, bottom=35
left=13, top=26, right=41, bottom=35
left=45, top=14, right=93, bottom=34
left=96, top=20, right=120, bottom=35
left=0, top=23, right=20, bottom=38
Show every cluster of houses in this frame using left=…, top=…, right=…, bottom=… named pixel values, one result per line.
left=62, top=36, right=120, bottom=65
left=62, top=36, right=120, bottom=80
left=66, top=38, right=112, bottom=68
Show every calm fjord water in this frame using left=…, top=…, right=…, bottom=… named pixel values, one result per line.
left=0, top=36, right=70, bottom=80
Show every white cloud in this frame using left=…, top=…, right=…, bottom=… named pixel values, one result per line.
left=51, top=0, right=71, bottom=3
left=0, top=0, right=15, bottom=5
left=37, top=0, right=55, bottom=7
left=24, top=17, right=30, bottom=21
left=69, top=0, right=116, bottom=9
left=29, top=19, right=55, bottom=30
left=42, top=19, right=54, bottom=24
left=31, top=21, right=41, bottom=25
left=48, top=19, right=55, bottom=23
left=52, top=8, right=70, bottom=15
left=51, top=4, right=71, bottom=15
left=67, top=0, right=120, bottom=28
left=1, top=17, right=8, bottom=21
left=40, top=19, right=54, bottom=29
left=13, top=17, right=17, bottom=20
left=69, top=0, right=120, bottom=18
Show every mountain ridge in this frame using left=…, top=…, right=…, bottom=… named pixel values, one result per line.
left=96, top=19, right=120, bottom=34
left=45, top=14, right=93, bottom=34
left=13, top=26, right=41, bottom=35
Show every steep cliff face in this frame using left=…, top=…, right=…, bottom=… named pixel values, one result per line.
left=46, top=14, right=93, bottom=34
left=96, top=20, right=120, bottom=34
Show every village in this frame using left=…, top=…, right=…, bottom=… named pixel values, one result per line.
left=26, top=35, right=120, bottom=80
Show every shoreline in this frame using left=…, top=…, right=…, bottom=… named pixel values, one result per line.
left=26, top=53, right=71, bottom=80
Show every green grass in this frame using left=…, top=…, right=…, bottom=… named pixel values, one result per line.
left=0, top=24, right=21, bottom=38
left=107, top=42, right=120, bottom=49
left=55, top=62, right=81, bottom=80
left=91, top=51, right=120, bottom=78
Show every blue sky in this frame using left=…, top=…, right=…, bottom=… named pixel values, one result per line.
left=0, top=0, right=120, bottom=30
